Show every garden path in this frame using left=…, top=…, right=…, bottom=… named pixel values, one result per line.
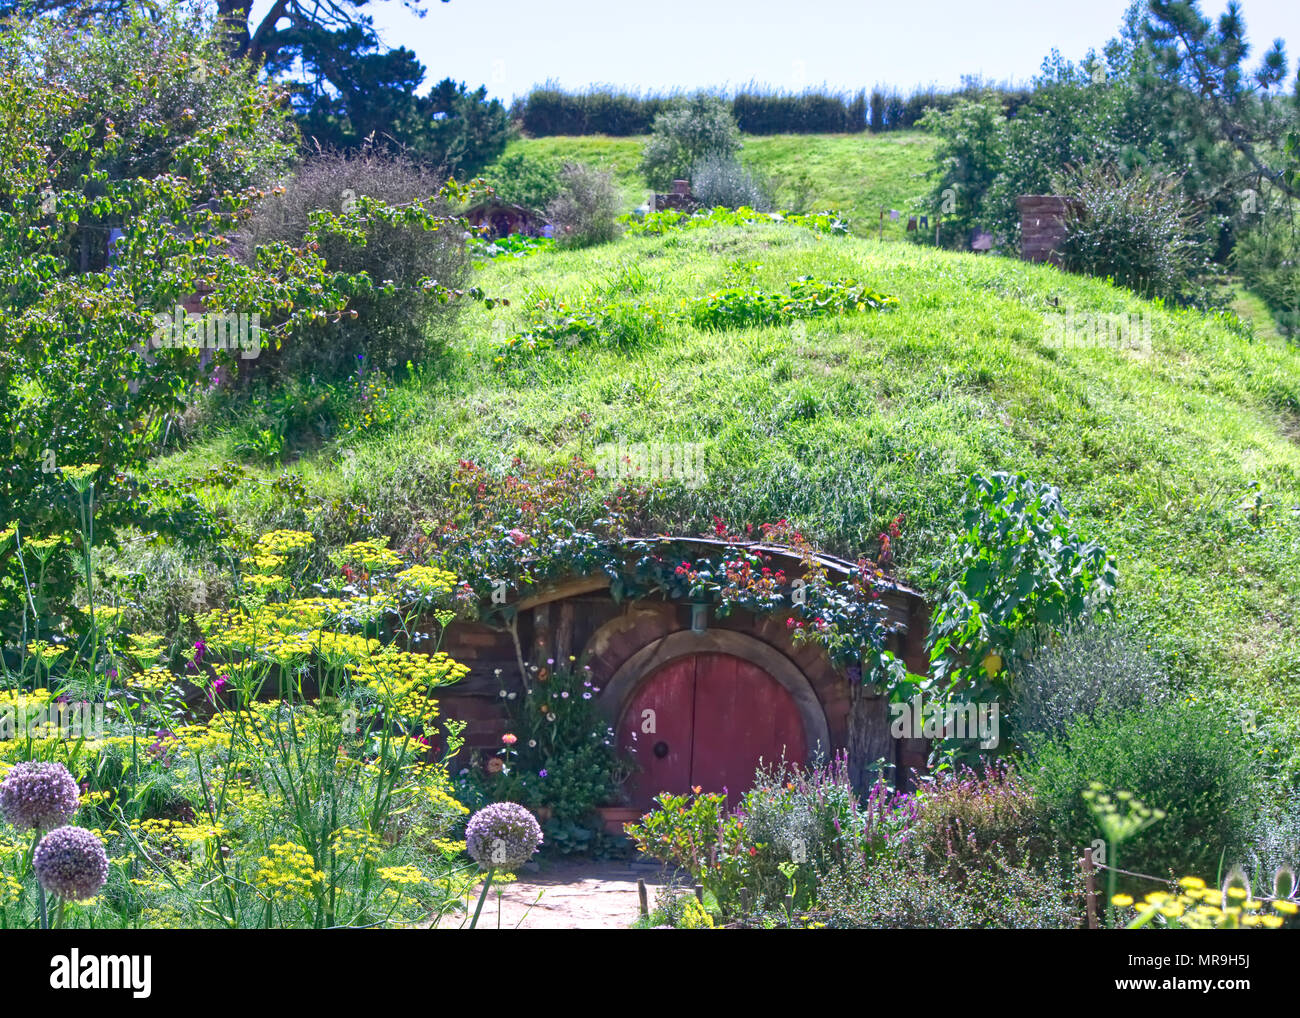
left=440, top=860, right=669, bottom=930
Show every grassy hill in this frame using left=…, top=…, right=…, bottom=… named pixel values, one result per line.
left=487, top=131, right=937, bottom=240
left=154, top=215, right=1300, bottom=766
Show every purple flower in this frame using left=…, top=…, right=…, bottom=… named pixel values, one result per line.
left=465, top=802, right=543, bottom=869
left=34, top=825, right=108, bottom=900
left=0, top=762, right=80, bottom=831
left=538, top=769, right=548, bottom=778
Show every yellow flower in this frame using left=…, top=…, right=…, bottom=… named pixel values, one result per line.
left=1111, top=894, right=1134, bottom=908
left=1270, top=899, right=1298, bottom=915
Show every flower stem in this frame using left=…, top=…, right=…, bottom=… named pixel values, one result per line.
left=469, top=868, right=495, bottom=929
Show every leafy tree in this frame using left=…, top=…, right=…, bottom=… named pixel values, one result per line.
left=917, top=96, right=1007, bottom=245
left=640, top=93, right=741, bottom=191
left=0, top=8, right=483, bottom=632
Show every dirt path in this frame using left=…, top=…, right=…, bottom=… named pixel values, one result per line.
left=441, top=860, right=669, bottom=929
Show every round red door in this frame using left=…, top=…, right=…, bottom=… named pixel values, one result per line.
left=618, top=652, right=808, bottom=811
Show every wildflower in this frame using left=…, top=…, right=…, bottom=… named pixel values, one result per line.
left=502, top=733, right=517, bottom=746
left=539, top=770, right=548, bottom=778
left=0, top=761, right=80, bottom=831
left=34, top=826, right=109, bottom=901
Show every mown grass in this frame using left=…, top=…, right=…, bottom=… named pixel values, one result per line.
left=153, top=219, right=1300, bottom=772
left=486, top=131, right=937, bottom=239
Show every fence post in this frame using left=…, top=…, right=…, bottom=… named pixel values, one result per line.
left=637, top=877, right=648, bottom=918
left=1081, top=850, right=1099, bottom=929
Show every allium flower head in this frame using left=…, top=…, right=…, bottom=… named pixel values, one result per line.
left=34, top=826, right=109, bottom=900
left=0, top=761, right=80, bottom=831
left=465, top=802, right=542, bottom=869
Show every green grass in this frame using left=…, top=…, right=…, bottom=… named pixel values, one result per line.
left=485, top=131, right=937, bottom=239
left=154, top=215, right=1300, bottom=774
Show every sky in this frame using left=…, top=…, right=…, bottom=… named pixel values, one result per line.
left=251, top=0, right=1299, bottom=102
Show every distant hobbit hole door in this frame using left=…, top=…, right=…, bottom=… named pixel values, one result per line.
left=610, top=634, right=826, bottom=811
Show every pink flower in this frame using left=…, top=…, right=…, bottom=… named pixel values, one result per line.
left=508, top=529, right=527, bottom=545
left=502, top=733, right=517, bottom=746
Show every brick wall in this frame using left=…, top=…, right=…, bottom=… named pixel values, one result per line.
left=1017, top=194, right=1080, bottom=266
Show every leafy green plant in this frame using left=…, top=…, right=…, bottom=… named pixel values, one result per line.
left=689, top=277, right=897, bottom=331
left=1025, top=699, right=1256, bottom=886
left=926, top=472, right=1118, bottom=702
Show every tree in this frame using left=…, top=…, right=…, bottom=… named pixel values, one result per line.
left=1142, top=0, right=1299, bottom=202
left=640, top=94, right=741, bottom=191
left=0, top=0, right=451, bottom=71
left=0, top=7, right=483, bottom=631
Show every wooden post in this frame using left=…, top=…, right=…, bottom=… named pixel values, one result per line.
left=878, top=209, right=884, bottom=242
left=637, top=877, right=648, bottom=918
left=1081, top=850, right=1099, bottom=929
left=693, top=883, right=704, bottom=904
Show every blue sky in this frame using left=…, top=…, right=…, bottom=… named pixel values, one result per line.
left=253, top=0, right=1298, bottom=102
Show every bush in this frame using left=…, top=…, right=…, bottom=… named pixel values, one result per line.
left=1025, top=699, right=1257, bottom=883
left=626, top=755, right=917, bottom=916
left=547, top=162, right=623, bottom=248
left=243, top=146, right=470, bottom=381
left=689, top=154, right=772, bottom=211
left=816, top=845, right=1083, bottom=929
left=1054, top=162, right=1210, bottom=303
left=1010, top=617, right=1172, bottom=743
left=910, top=762, right=1052, bottom=878
left=482, top=149, right=562, bottom=216
left=640, top=94, right=741, bottom=191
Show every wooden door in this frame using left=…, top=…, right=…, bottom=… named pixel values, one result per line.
left=617, top=652, right=809, bottom=812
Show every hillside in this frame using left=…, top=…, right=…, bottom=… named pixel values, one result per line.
left=488, top=131, right=937, bottom=239
left=154, top=217, right=1300, bottom=764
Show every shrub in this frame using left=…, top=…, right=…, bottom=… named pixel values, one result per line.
left=815, top=844, right=1083, bottom=929
left=1010, top=617, right=1172, bottom=743
left=546, top=162, right=623, bottom=248
left=689, top=154, right=772, bottom=211
left=1054, top=162, right=1210, bottom=303
left=910, top=762, right=1051, bottom=878
left=1024, top=699, right=1257, bottom=883
left=243, top=146, right=470, bottom=381
left=626, top=755, right=917, bottom=915
left=482, top=149, right=562, bottom=216
left=640, top=94, right=741, bottom=191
